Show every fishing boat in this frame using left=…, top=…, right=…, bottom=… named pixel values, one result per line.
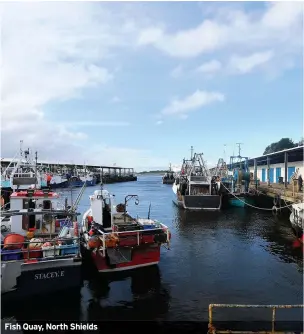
left=172, top=151, right=222, bottom=210
left=80, top=189, right=171, bottom=272
left=1, top=142, right=47, bottom=191
left=67, top=166, right=96, bottom=187
left=1, top=185, right=86, bottom=300
left=290, top=202, right=304, bottom=243
left=162, top=164, right=175, bottom=185
left=213, top=145, right=254, bottom=208
left=48, top=173, right=69, bottom=189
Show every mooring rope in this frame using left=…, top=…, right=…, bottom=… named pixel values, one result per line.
left=220, top=182, right=295, bottom=211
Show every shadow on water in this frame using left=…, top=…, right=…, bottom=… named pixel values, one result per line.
left=81, top=265, right=171, bottom=321
left=2, top=289, right=82, bottom=321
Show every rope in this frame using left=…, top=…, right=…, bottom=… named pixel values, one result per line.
left=220, top=182, right=294, bottom=211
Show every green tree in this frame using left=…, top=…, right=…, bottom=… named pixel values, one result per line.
left=263, top=138, right=296, bottom=155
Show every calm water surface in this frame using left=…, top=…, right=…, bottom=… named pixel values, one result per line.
left=2, top=175, right=303, bottom=323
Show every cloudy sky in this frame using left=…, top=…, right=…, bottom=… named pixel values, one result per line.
left=1, top=2, right=303, bottom=171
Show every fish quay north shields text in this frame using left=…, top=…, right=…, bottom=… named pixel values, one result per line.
left=4, top=323, right=98, bottom=332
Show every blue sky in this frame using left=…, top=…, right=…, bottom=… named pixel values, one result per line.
left=1, top=2, right=303, bottom=171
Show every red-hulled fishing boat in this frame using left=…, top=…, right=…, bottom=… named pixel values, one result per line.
left=80, top=189, right=171, bottom=272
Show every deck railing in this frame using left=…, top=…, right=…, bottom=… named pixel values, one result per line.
left=208, top=304, right=304, bottom=334
left=91, top=222, right=170, bottom=257
left=1, top=236, right=81, bottom=263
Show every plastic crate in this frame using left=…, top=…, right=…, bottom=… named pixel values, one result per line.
left=22, top=247, right=43, bottom=259
left=60, top=244, right=78, bottom=256
left=41, top=246, right=60, bottom=258
left=1, top=249, right=22, bottom=261
left=143, top=225, right=157, bottom=230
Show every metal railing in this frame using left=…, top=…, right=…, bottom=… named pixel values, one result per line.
left=208, top=304, right=304, bottom=334
left=1, top=236, right=81, bottom=263
left=89, top=221, right=171, bottom=257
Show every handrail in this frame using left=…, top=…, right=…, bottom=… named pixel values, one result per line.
left=89, top=223, right=170, bottom=252
left=208, top=304, right=304, bottom=334
left=2, top=236, right=80, bottom=262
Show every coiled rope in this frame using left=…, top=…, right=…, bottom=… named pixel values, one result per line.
left=220, top=182, right=294, bottom=211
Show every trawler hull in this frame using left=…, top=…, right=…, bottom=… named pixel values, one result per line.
left=90, top=244, right=161, bottom=273
left=1, top=258, right=82, bottom=301
left=173, top=195, right=222, bottom=210
left=163, top=179, right=175, bottom=185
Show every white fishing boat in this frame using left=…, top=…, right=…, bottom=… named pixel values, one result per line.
left=172, top=151, right=222, bottom=210
left=1, top=141, right=47, bottom=191
left=1, top=184, right=86, bottom=300
left=290, top=202, right=304, bottom=240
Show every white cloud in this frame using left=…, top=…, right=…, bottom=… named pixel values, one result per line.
left=0, top=2, right=169, bottom=169
left=196, top=60, right=222, bottom=74
left=65, top=121, right=130, bottom=127
left=111, top=96, right=121, bottom=103
left=137, top=2, right=302, bottom=73
left=156, top=120, right=163, bottom=125
left=161, top=90, right=225, bottom=117
left=228, top=51, right=274, bottom=74
left=137, top=27, right=163, bottom=45
left=170, top=64, right=183, bottom=78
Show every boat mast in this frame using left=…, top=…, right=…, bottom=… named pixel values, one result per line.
left=35, top=151, right=38, bottom=188
left=190, top=146, right=194, bottom=160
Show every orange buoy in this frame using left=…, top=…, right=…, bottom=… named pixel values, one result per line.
left=88, top=236, right=102, bottom=249
left=105, top=234, right=119, bottom=248
left=3, top=234, right=25, bottom=250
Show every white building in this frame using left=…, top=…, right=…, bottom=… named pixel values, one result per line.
left=247, top=146, right=303, bottom=184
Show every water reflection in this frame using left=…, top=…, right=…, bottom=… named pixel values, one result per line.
left=82, top=265, right=170, bottom=321
left=2, top=289, right=82, bottom=321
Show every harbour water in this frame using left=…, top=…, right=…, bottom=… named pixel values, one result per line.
left=2, top=175, right=303, bottom=326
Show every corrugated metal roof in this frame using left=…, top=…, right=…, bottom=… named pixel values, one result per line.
left=247, top=145, right=303, bottom=161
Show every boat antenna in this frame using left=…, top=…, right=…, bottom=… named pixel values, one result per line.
left=190, top=146, right=194, bottom=160
left=148, top=202, right=151, bottom=219
left=236, top=143, right=243, bottom=157
left=35, top=151, right=38, bottom=188
left=223, top=144, right=227, bottom=162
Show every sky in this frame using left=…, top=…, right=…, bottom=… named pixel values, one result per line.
left=1, top=1, right=303, bottom=171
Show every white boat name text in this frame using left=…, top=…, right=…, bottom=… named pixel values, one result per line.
left=34, top=270, right=64, bottom=280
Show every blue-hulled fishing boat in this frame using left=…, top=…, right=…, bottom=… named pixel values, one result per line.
left=214, top=145, right=254, bottom=208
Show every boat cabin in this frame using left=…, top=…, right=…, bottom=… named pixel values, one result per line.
left=86, top=190, right=113, bottom=232
left=9, top=189, right=62, bottom=236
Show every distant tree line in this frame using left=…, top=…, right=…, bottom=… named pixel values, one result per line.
left=138, top=170, right=167, bottom=174
left=263, top=137, right=303, bottom=155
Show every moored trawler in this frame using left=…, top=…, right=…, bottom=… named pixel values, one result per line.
left=162, top=163, right=175, bottom=184
left=1, top=187, right=84, bottom=300
left=173, top=151, right=222, bottom=210
left=80, top=189, right=171, bottom=272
